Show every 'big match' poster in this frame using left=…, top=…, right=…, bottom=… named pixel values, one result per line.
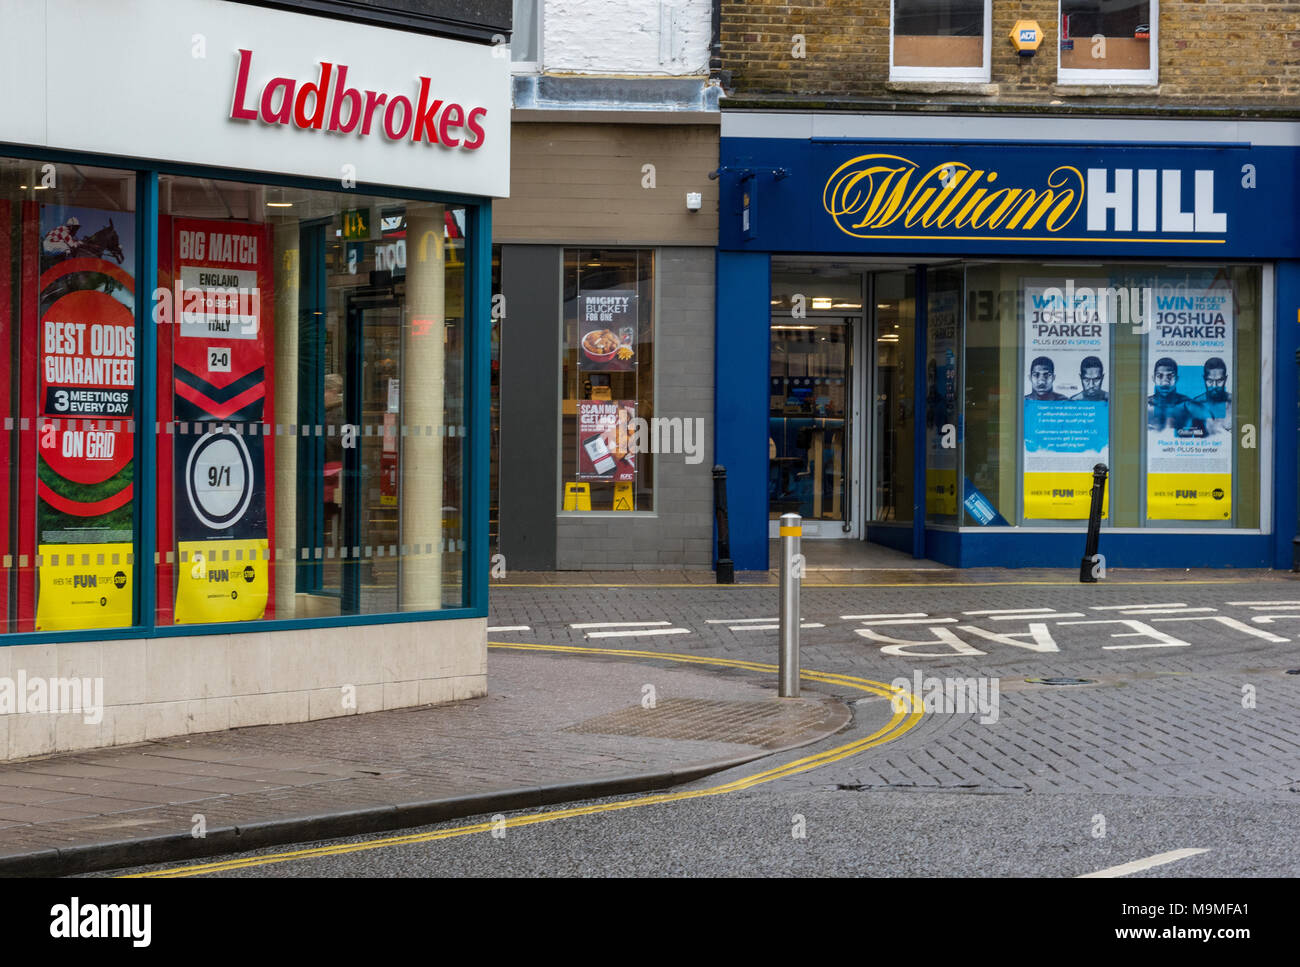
left=170, top=219, right=275, bottom=623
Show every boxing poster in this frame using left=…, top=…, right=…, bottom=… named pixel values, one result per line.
left=35, top=205, right=136, bottom=630
left=171, top=219, right=274, bottom=622
left=1146, top=275, right=1234, bottom=521
left=1022, top=281, right=1110, bottom=520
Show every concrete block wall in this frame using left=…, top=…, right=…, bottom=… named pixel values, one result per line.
left=556, top=247, right=716, bottom=569
left=0, top=618, right=486, bottom=761
left=719, top=0, right=1300, bottom=107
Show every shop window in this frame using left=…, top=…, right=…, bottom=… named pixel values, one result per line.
left=891, top=0, right=991, bottom=82
left=1059, top=0, right=1157, bottom=85
left=962, top=262, right=1262, bottom=529
left=925, top=266, right=963, bottom=526
left=872, top=271, right=917, bottom=525
left=155, top=176, right=468, bottom=625
left=560, top=249, right=655, bottom=514
left=511, top=0, right=542, bottom=72
left=0, top=158, right=139, bottom=633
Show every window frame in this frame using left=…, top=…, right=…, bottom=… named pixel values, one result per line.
left=889, top=0, right=992, bottom=84
left=1057, top=0, right=1159, bottom=87
left=510, top=0, right=543, bottom=74
left=0, top=141, right=491, bottom=647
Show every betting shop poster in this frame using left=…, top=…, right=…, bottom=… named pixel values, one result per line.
left=1022, top=281, right=1110, bottom=519
left=577, top=290, right=637, bottom=372
left=925, top=286, right=959, bottom=517
left=576, top=400, right=636, bottom=482
left=36, top=205, right=136, bottom=629
left=1146, top=275, right=1234, bottom=521
left=171, top=219, right=274, bottom=622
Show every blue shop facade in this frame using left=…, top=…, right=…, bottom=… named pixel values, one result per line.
left=715, top=112, right=1300, bottom=570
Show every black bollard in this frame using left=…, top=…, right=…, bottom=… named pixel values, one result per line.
left=1079, top=463, right=1109, bottom=583
left=713, top=465, right=735, bottom=584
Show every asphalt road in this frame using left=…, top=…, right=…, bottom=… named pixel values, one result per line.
left=105, top=578, right=1300, bottom=879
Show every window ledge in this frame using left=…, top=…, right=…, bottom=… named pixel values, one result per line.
left=887, top=80, right=999, bottom=96
left=1052, top=84, right=1162, bottom=97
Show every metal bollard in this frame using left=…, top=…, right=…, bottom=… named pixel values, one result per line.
left=713, top=465, right=735, bottom=584
left=1079, top=463, right=1109, bottom=583
left=778, top=512, right=801, bottom=697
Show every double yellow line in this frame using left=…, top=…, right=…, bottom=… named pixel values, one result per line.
left=126, top=642, right=921, bottom=878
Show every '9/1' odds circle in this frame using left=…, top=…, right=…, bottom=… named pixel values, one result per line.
left=185, top=430, right=254, bottom=530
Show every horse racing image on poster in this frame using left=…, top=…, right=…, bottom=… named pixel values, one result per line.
left=1022, top=281, right=1110, bottom=519
left=171, top=219, right=274, bottom=623
left=1146, top=275, right=1234, bottom=521
left=35, top=205, right=136, bottom=630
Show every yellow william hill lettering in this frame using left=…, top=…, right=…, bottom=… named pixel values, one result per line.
left=823, top=154, right=1085, bottom=238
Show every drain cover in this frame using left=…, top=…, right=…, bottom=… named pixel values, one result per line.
left=1025, top=677, right=1095, bottom=686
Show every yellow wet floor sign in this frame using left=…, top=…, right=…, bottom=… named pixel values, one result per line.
left=563, top=482, right=591, bottom=511
left=613, top=481, right=634, bottom=511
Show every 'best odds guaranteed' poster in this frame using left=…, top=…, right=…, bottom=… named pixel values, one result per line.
left=1146, top=276, right=1234, bottom=520
left=172, top=219, right=274, bottom=622
left=36, top=205, right=136, bottom=630
left=577, top=400, right=636, bottom=482
left=1022, top=281, right=1110, bottom=519
left=925, top=287, right=958, bottom=517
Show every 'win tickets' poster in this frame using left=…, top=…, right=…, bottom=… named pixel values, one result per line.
left=36, top=205, right=137, bottom=630
left=1022, top=281, right=1110, bottom=519
left=171, top=219, right=275, bottom=622
left=1146, top=276, right=1234, bottom=521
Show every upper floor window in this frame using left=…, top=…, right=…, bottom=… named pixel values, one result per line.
left=890, top=0, right=991, bottom=82
left=512, top=0, right=542, bottom=73
left=1059, top=0, right=1158, bottom=85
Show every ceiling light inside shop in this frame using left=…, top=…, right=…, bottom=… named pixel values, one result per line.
left=811, top=297, right=833, bottom=309
left=772, top=325, right=815, bottom=331
left=266, top=200, right=293, bottom=207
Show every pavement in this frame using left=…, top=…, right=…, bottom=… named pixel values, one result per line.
left=0, top=645, right=855, bottom=877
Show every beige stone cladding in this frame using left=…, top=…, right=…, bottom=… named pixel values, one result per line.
left=0, top=619, right=486, bottom=761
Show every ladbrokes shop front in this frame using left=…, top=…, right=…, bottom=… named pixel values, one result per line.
left=0, top=0, right=509, bottom=758
left=716, top=112, right=1300, bottom=572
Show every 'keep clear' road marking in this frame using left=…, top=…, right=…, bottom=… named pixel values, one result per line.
left=127, top=642, right=923, bottom=879
left=571, top=621, right=691, bottom=639
left=1077, top=848, right=1210, bottom=879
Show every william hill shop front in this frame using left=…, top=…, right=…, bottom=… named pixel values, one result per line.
left=716, top=113, right=1300, bottom=572
left=0, top=0, right=508, bottom=759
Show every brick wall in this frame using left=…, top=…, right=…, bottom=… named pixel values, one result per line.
left=719, top=1, right=1300, bottom=109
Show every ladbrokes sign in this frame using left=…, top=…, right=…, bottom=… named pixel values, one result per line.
left=229, top=49, right=489, bottom=149
left=823, top=153, right=1228, bottom=241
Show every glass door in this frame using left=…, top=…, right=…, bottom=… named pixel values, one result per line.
left=769, top=317, right=854, bottom=535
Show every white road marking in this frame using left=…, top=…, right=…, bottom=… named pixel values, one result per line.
left=571, top=621, right=672, bottom=629
left=584, top=628, right=691, bottom=639
left=1103, top=642, right=1189, bottom=650
left=1228, top=600, right=1300, bottom=606
left=1155, top=615, right=1289, bottom=642
left=1245, top=603, right=1300, bottom=610
left=1251, top=614, right=1300, bottom=625
left=855, top=617, right=958, bottom=626
left=1091, top=603, right=1187, bottom=610
left=989, top=612, right=1084, bottom=620
left=729, top=623, right=825, bottom=632
left=1116, top=607, right=1217, bottom=615
left=840, top=613, right=927, bottom=620
left=705, top=617, right=777, bottom=624
left=486, top=625, right=530, bottom=632
left=963, top=607, right=1057, bottom=615
left=1077, top=848, right=1209, bottom=878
